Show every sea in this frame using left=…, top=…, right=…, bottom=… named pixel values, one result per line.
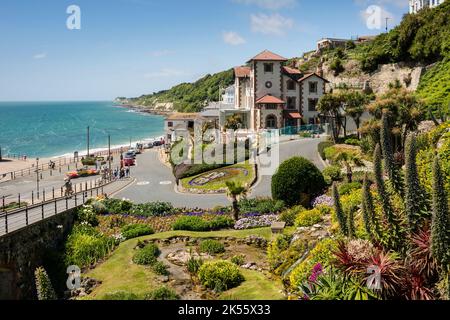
left=0, top=101, right=165, bottom=158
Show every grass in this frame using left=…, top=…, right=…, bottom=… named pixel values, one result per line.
left=181, top=162, right=255, bottom=191
left=220, top=269, right=285, bottom=300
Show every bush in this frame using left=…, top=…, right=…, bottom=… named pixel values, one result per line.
left=238, top=198, right=285, bottom=214
left=101, top=291, right=139, bottom=300
left=338, top=182, right=362, bottom=196
left=323, top=166, right=342, bottom=184
left=121, top=224, right=154, bottom=240
left=187, top=257, right=204, bottom=274
left=272, top=157, right=326, bottom=207
left=198, top=260, right=245, bottom=292
left=91, top=200, right=108, bottom=215
left=330, top=58, right=345, bottom=75
left=279, top=206, right=305, bottom=226
left=130, top=202, right=175, bottom=217
left=172, top=216, right=234, bottom=231
left=208, top=216, right=235, bottom=230
left=65, top=225, right=115, bottom=268
left=295, top=209, right=324, bottom=227
left=77, top=205, right=99, bottom=226
left=345, top=138, right=360, bottom=146
left=230, top=255, right=246, bottom=266
left=132, top=243, right=160, bottom=265
left=318, top=142, right=334, bottom=160
left=146, top=286, right=179, bottom=300
left=199, top=239, right=225, bottom=254
left=103, top=199, right=133, bottom=215
left=152, top=261, right=170, bottom=276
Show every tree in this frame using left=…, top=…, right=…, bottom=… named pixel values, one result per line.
left=34, top=267, right=57, bottom=300
left=332, top=182, right=347, bottom=236
left=224, top=114, right=243, bottom=131
left=431, top=155, right=450, bottom=269
left=404, top=133, right=429, bottom=233
left=380, top=112, right=404, bottom=197
left=374, top=144, right=404, bottom=251
left=317, top=93, right=345, bottom=143
left=344, top=91, right=370, bottom=139
left=225, top=181, right=247, bottom=222
left=333, top=151, right=364, bottom=183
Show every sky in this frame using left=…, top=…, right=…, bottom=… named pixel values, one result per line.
left=0, top=0, right=410, bottom=101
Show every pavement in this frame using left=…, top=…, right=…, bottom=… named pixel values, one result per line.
left=114, top=138, right=325, bottom=209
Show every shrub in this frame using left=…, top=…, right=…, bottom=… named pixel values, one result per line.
left=101, top=291, right=139, bottom=300
left=318, top=142, right=334, bottom=160
left=295, top=209, right=324, bottom=227
left=200, top=240, right=225, bottom=254
left=238, top=198, right=285, bottom=214
left=272, top=157, right=326, bottom=207
left=208, top=216, right=235, bottom=230
left=132, top=243, right=160, bottom=265
left=230, top=255, right=246, bottom=266
left=146, top=286, right=179, bottom=300
left=187, top=257, right=204, bottom=274
left=330, top=58, right=345, bottom=75
left=323, top=165, right=342, bottom=184
left=267, top=234, right=292, bottom=271
left=280, top=206, right=305, bottom=226
left=130, top=202, right=175, bottom=217
left=34, top=267, right=57, bottom=300
left=172, top=216, right=208, bottom=231
left=345, top=138, right=360, bottom=146
left=65, top=225, right=115, bottom=268
left=91, top=200, right=108, bottom=215
left=152, top=261, right=170, bottom=276
left=104, top=199, right=133, bottom=215
left=121, top=224, right=154, bottom=240
left=338, top=182, right=362, bottom=196
left=77, top=205, right=99, bottom=226
left=198, top=260, right=245, bottom=292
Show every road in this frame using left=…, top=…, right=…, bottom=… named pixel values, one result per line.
left=115, top=138, right=325, bottom=209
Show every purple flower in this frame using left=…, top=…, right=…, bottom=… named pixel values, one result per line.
left=308, top=263, right=324, bottom=283
left=234, top=215, right=278, bottom=230
left=312, top=195, right=333, bottom=208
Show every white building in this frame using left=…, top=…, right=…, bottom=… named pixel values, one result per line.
left=409, top=0, right=445, bottom=13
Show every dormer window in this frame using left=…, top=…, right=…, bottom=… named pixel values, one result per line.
left=264, top=63, right=274, bottom=73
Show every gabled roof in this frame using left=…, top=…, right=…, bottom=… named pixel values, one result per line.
left=298, top=73, right=330, bottom=83
left=282, top=66, right=302, bottom=75
left=166, top=113, right=199, bottom=121
left=256, top=94, right=285, bottom=104
left=234, top=66, right=251, bottom=78
left=248, top=50, right=288, bottom=62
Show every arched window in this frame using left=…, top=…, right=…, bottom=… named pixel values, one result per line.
left=266, top=115, right=277, bottom=129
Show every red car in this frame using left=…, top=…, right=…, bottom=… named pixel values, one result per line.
left=123, top=157, right=135, bottom=166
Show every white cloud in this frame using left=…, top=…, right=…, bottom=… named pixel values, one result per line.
left=250, top=13, right=294, bottom=36
left=223, top=31, right=246, bottom=46
left=360, top=5, right=396, bottom=30
left=354, top=0, right=407, bottom=8
left=144, top=69, right=188, bottom=78
left=150, top=50, right=175, bottom=57
left=33, top=53, right=47, bottom=60
left=233, top=0, right=297, bottom=10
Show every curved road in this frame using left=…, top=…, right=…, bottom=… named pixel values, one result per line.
left=115, top=138, right=325, bottom=209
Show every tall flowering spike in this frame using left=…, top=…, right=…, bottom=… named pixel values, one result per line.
left=380, top=112, right=404, bottom=197
left=374, top=144, right=404, bottom=251
left=362, top=173, right=382, bottom=240
left=332, top=182, right=347, bottom=236
left=431, top=155, right=450, bottom=268
left=34, top=267, right=57, bottom=301
left=347, top=208, right=356, bottom=239
left=404, top=133, right=429, bottom=232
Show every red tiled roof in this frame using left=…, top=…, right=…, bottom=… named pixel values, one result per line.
left=249, top=50, right=288, bottom=62
left=284, top=111, right=302, bottom=119
left=234, top=66, right=251, bottom=78
left=256, top=94, right=285, bottom=104
left=298, top=73, right=330, bottom=83
left=282, top=66, right=302, bottom=75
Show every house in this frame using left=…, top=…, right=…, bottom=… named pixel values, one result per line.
left=220, top=50, right=329, bottom=131
left=316, top=38, right=352, bottom=52
left=164, top=113, right=200, bottom=143
left=409, top=0, right=445, bottom=13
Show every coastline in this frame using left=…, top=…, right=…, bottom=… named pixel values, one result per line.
left=116, top=103, right=173, bottom=117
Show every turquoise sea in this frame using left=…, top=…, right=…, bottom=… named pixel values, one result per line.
left=0, top=101, right=165, bottom=158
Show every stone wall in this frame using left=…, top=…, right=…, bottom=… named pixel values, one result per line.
left=0, top=209, right=76, bottom=300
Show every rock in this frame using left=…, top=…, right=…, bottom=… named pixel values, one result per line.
left=158, top=276, right=170, bottom=283
left=313, top=224, right=322, bottom=229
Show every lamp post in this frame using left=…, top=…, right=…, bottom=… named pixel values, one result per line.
left=36, top=157, right=40, bottom=199
left=87, top=126, right=90, bottom=157
left=108, top=135, right=112, bottom=181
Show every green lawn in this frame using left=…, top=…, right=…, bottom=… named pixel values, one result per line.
left=220, top=269, right=285, bottom=300
left=181, top=162, right=255, bottom=191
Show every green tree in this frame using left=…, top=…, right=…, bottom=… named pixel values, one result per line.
left=332, top=182, right=347, bottom=236
left=225, top=181, right=248, bottom=222
left=317, top=93, right=345, bottom=143
left=404, top=133, right=429, bottom=233
left=431, top=155, right=450, bottom=268
left=224, top=114, right=244, bottom=131
left=333, top=151, right=364, bottom=183
left=343, top=91, right=370, bottom=139
left=34, top=267, right=57, bottom=300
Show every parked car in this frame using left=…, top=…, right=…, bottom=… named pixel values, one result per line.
left=123, top=156, right=135, bottom=166
left=125, top=151, right=136, bottom=159
left=153, top=140, right=163, bottom=147
left=144, top=142, right=154, bottom=149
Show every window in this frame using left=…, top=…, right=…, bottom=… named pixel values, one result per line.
left=308, top=98, right=318, bottom=112
left=264, top=63, right=274, bottom=73
left=309, top=81, right=318, bottom=93
left=167, top=122, right=173, bottom=128
left=188, top=121, right=194, bottom=129
left=265, top=104, right=277, bottom=110
left=265, top=81, right=273, bottom=89
left=287, top=80, right=296, bottom=91
left=266, top=115, right=277, bottom=129
left=287, top=97, right=296, bottom=110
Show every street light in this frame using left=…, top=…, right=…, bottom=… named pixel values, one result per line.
left=36, top=157, right=40, bottom=199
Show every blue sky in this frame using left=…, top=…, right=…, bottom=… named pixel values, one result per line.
left=0, top=0, right=409, bottom=101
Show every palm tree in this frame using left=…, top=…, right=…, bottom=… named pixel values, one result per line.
left=333, top=151, right=365, bottom=183
left=225, top=181, right=248, bottom=221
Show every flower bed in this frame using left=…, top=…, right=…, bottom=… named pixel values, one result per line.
left=234, top=215, right=279, bottom=230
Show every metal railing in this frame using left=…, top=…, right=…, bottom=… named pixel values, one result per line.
left=0, top=179, right=112, bottom=236
left=279, top=124, right=325, bottom=135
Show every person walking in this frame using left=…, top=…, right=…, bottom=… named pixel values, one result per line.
left=125, top=166, right=130, bottom=178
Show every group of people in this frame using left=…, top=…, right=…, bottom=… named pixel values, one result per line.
left=113, top=166, right=130, bottom=179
